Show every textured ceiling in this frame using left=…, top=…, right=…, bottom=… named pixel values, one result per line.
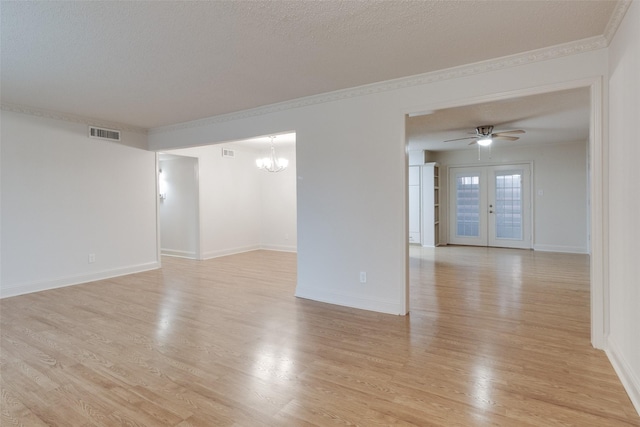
left=0, top=1, right=620, bottom=129
left=407, top=88, right=591, bottom=151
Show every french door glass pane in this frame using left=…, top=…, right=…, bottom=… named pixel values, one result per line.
left=495, top=173, right=522, bottom=239
left=456, top=175, right=480, bottom=237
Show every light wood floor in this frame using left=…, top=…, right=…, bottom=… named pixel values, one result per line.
left=1, top=247, right=638, bottom=426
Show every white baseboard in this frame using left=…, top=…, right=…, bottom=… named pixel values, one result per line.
left=0, top=261, right=161, bottom=299
left=259, top=243, right=297, bottom=253
left=533, top=244, right=588, bottom=254
left=606, top=337, right=640, bottom=416
left=161, top=248, right=197, bottom=259
left=200, top=245, right=261, bottom=260
left=2, top=247, right=297, bottom=299
left=295, top=286, right=404, bottom=316
left=201, top=244, right=297, bottom=260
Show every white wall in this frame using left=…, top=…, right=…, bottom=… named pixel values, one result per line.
left=169, top=144, right=262, bottom=258
left=408, top=149, right=425, bottom=166
left=159, top=155, right=199, bottom=258
left=607, top=0, right=640, bottom=414
left=149, top=48, right=608, bottom=315
left=431, top=140, right=589, bottom=253
left=2, top=24, right=635, bottom=413
left=408, top=166, right=421, bottom=244
left=167, top=142, right=297, bottom=258
left=1, top=110, right=158, bottom=297
left=259, top=144, right=298, bottom=251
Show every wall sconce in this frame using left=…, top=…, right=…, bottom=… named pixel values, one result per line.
left=159, top=169, right=167, bottom=200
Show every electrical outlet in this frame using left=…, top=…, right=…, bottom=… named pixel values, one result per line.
left=88, top=253, right=96, bottom=264
left=359, top=271, right=367, bottom=283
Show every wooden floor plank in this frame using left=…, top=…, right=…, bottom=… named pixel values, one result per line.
left=1, top=247, right=638, bottom=426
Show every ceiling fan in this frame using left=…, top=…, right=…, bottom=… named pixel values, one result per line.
left=444, top=125, right=525, bottom=146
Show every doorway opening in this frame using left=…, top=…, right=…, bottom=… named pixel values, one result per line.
left=404, top=81, right=605, bottom=347
left=158, top=153, right=200, bottom=259
left=157, top=132, right=297, bottom=261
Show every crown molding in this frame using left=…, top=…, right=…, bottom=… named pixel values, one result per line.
left=3, top=23, right=617, bottom=138
left=603, top=0, right=632, bottom=44
left=0, top=103, right=147, bottom=134
left=150, top=35, right=608, bottom=135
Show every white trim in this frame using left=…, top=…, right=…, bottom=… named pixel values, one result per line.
left=603, top=1, right=633, bottom=44
left=259, top=244, right=297, bottom=253
left=160, top=249, right=198, bottom=259
left=295, top=288, right=405, bottom=316
left=606, top=338, right=640, bottom=416
left=193, top=158, right=202, bottom=260
left=155, top=153, right=163, bottom=267
left=151, top=36, right=607, bottom=135
left=589, top=78, right=607, bottom=349
left=0, top=262, right=161, bottom=299
left=401, top=114, right=410, bottom=315
left=533, top=244, right=588, bottom=254
left=200, top=245, right=297, bottom=260
left=200, top=245, right=261, bottom=260
left=1, top=248, right=297, bottom=299
left=402, top=78, right=603, bottom=118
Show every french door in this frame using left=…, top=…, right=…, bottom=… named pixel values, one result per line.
left=449, top=164, right=531, bottom=249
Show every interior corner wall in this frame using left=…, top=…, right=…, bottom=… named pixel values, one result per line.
left=260, top=144, right=297, bottom=252
left=607, top=0, right=640, bottom=414
left=430, top=140, right=589, bottom=253
left=149, top=48, right=608, bottom=316
left=164, top=142, right=297, bottom=258
left=0, top=110, right=159, bottom=298
left=166, top=144, right=263, bottom=259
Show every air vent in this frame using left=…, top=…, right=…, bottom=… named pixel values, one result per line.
left=222, top=148, right=235, bottom=158
left=89, top=126, right=121, bottom=141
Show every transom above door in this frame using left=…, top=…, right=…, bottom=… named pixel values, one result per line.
left=449, top=164, right=531, bottom=249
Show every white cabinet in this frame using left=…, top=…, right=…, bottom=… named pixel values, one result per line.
left=422, top=163, right=440, bottom=247
left=408, top=166, right=421, bottom=243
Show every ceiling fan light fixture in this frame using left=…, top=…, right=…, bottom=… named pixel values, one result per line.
left=443, top=125, right=524, bottom=146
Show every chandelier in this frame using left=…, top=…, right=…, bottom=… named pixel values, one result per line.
left=256, top=136, right=288, bottom=172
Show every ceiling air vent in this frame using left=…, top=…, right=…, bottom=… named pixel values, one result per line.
left=222, top=148, right=235, bottom=158
left=89, top=126, right=121, bottom=141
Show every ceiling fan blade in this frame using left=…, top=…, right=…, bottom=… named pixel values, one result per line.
left=446, top=128, right=524, bottom=144
left=493, top=130, right=525, bottom=136
left=444, top=136, right=478, bottom=142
